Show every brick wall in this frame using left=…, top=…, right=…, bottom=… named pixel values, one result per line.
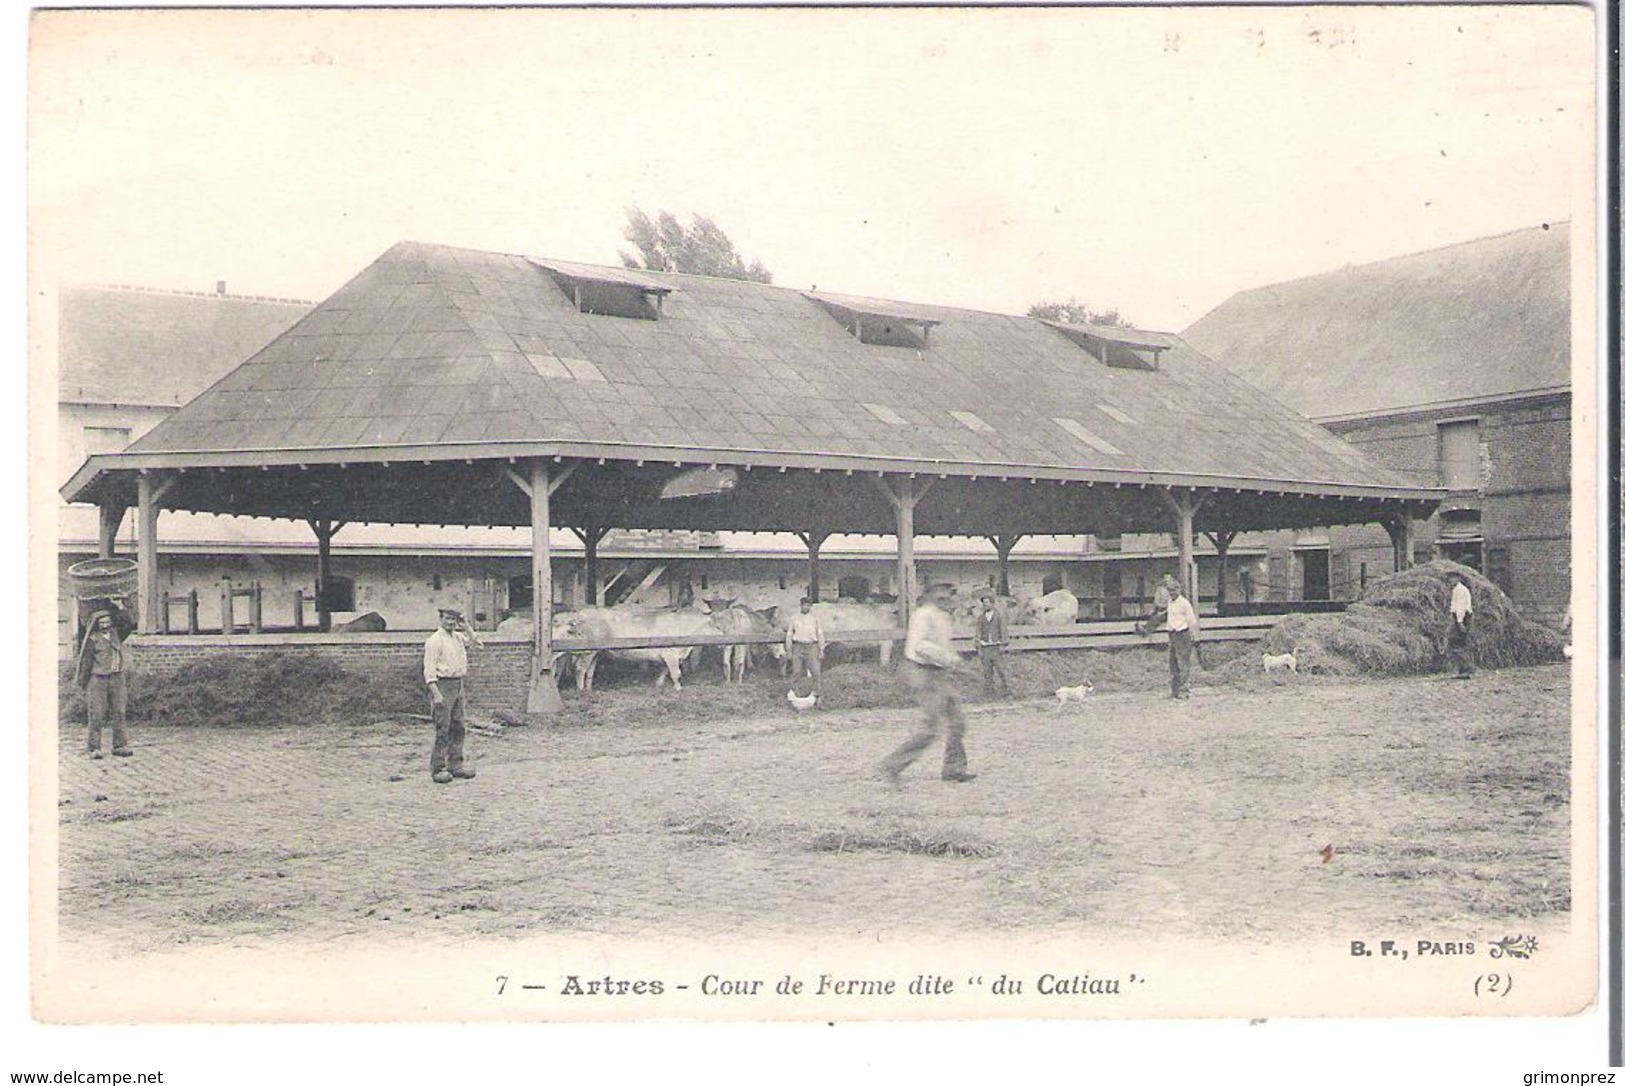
left=129, top=633, right=537, bottom=713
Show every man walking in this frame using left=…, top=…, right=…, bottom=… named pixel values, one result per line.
left=1446, top=571, right=1474, bottom=678
left=75, top=604, right=135, bottom=759
left=783, top=596, right=826, bottom=698
left=881, top=583, right=975, bottom=785
left=424, top=607, right=477, bottom=784
left=1139, top=577, right=1199, bottom=699
left=973, top=588, right=1011, bottom=699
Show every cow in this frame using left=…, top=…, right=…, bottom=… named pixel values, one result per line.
left=336, top=611, right=387, bottom=633
left=1018, top=589, right=1080, bottom=627
left=558, top=606, right=715, bottom=691
left=707, top=601, right=757, bottom=684
left=772, top=599, right=900, bottom=668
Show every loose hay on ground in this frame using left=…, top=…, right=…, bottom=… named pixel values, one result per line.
left=1261, top=561, right=1564, bottom=676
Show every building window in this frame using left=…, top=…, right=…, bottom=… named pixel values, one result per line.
left=83, top=426, right=131, bottom=455
left=1437, top=419, right=1482, bottom=491
left=319, top=575, right=356, bottom=613
left=432, top=574, right=442, bottom=591
left=838, top=575, right=871, bottom=600
left=508, top=574, right=534, bottom=611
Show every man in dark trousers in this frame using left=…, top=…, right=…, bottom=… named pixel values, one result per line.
left=973, top=588, right=1011, bottom=699
left=75, top=602, right=135, bottom=759
left=424, top=607, right=478, bottom=784
left=1138, top=577, right=1199, bottom=699
left=881, top=582, right=975, bottom=785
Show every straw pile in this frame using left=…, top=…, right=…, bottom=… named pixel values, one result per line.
left=1256, top=560, right=1565, bottom=676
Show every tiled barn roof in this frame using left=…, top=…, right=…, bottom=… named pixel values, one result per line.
left=119, top=240, right=1418, bottom=494
left=1182, top=222, right=1570, bottom=420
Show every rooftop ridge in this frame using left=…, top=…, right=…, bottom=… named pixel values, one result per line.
left=1217, top=220, right=1570, bottom=301
left=69, top=282, right=315, bottom=306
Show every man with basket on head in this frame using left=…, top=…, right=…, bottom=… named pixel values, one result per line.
left=74, top=601, right=135, bottom=759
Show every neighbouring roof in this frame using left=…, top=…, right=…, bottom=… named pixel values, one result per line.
left=58, top=284, right=313, bottom=406
left=112, top=240, right=1419, bottom=495
left=1181, top=223, right=1571, bottom=420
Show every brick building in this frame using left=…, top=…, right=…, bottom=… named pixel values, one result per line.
left=1182, top=223, right=1571, bottom=623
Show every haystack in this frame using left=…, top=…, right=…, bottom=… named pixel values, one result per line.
left=1259, top=560, right=1565, bottom=675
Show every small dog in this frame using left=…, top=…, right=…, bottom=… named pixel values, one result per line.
left=1261, top=651, right=1298, bottom=674
left=1054, top=682, right=1095, bottom=703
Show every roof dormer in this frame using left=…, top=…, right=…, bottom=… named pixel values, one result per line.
left=1043, top=320, right=1167, bottom=371
left=805, top=291, right=940, bottom=349
left=534, top=259, right=674, bottom=321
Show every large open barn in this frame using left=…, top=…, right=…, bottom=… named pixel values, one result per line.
left=61, top=241, right=1441, bottom=713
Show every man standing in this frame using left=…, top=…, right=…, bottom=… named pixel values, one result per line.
left=881, top=583, right=975, bottom=785
left=1140, top=577, right=1199, bottom=699
left=424, top=607, right=477, bottom=784
left=75, top=604, right=134, bottom=759
left=783, top=596, right=826, bottom=699
left=1446, top=571, right=1474, bottom=678
left=974, top=588, right=1011, bottom=699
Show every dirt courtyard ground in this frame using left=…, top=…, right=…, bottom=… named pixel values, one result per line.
left=54, top=664, right=1571, bottom=954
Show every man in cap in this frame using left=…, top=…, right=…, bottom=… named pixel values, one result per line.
left=424, top=607, right=477, bottom=784
left=783, top=596, right=827, bottom=700
left=1138, top=576, right=1199, bottom=699
left=881, top=582, right=975, bottom=785
left=973, top=587, right=1011, bottom=699
left=74, top=602, right=135, bottom=759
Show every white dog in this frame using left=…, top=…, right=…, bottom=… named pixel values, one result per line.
left=1054, top=682, right=1095, bottom=703
left=1262, top=651, right=1298, bottom=674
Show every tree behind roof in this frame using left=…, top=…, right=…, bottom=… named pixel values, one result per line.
left=1026, top=299, right=1136, bottom=328
left=619, top=208, right=773, bottom=283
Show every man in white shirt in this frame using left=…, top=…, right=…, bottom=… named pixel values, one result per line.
left=783, top=597, right=826, bottom=698
left=1140, top=577, right=1199, bottom=699
left=881, top=583, right=975, bottom=785
left=1446, top=571, right=1474, bottom=678
left=424, top=607, right=477, bottom=784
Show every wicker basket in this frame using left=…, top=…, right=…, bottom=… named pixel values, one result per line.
left=66, top=557, right=138, bottom=598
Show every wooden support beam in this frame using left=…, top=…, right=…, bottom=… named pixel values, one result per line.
left=795, top=528, right=831, bottom=601
left=528, top=459, right=564, bottom=714
left=568, top=524, right=610, bottom=605
left=307, top=518, right=341, bottom=633
left=1382, top=517, right=1414, bottom=572
left=1160, top=486, right=1198, bottom=597
left=546, top=460, right=580, bottom=496
left=503, top=467, right=533, bottom=499
left=136, top=473, right=161, bottom=633
left=985, top=533, right=1024, bottom=596
left=97, top=503, right=126, bottom=559
left=1204, top=529, right=1238, bottom=611
left=894, top=477, right=917, bottom=632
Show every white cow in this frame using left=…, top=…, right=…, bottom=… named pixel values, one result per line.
left=559, top=606, right=715, bottom=691
left=776, top=600, right=900, bottom=668
left=1019, top=589, right=1080, bottom=627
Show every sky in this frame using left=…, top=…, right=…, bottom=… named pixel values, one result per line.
left=27, top=5, right=1596, bottom=332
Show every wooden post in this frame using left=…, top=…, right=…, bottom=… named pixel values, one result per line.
left=528, top=459, right=564, bottom=714
left=1205, top=530, right=1237, bottom=612
left=796, top=529, right=830, bottom=601
left=293, top=590, right=305, bottom=630
left=97, top=503, right=125, bottom=558
left=986, top=534, right=1023, bottom=596
left=248, top=581, right=263, bottom=634
left=220, top=578, right=235, bottom=635
left=1158, top=487, right=1200, bottom=598
left=186, top=589, right=199, bottom=634
left=895, top=478, right=917, bottom=630
left=136, top=474, right=161, bottom=633
left=311, top=519, right=334, bottom=632
left=569, top=525, right=609, bottom=605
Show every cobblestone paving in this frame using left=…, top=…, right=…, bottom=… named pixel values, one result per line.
left=56, top=665, right=1572, bottom=954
